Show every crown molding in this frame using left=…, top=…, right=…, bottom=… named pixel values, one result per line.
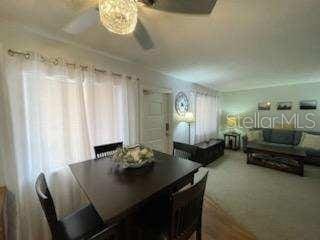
left=218, top=79, right=320, bottom=93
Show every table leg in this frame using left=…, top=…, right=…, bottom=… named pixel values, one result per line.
left=124, top=213, right=143, bottom=240
left=247, top=152, right=251, bottom=163
left=299, top=158, right=304, bottom=177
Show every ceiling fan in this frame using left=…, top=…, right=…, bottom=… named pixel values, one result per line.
left=63, top=0, right=218, bottom=50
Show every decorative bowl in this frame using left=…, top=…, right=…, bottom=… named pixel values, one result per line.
left=112, top=145, right=154, bottom=169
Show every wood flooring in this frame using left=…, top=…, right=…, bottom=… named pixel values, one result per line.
left=0, top=187, right=6, bottom=240
left=191, top=195, right=256, bottom=240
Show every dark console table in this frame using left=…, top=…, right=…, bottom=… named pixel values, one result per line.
left=194, top=139, right=225, bottom=165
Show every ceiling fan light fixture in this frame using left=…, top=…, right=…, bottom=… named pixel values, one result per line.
left=99, top=0, right=138, bottom=35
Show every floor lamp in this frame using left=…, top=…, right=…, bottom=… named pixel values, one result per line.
left=181, top=112, right=195, bottom=144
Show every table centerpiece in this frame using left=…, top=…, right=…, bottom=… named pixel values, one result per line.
left=112, top=144, right=154, bottom=169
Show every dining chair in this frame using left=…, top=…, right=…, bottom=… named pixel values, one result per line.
left=35, top=173, right=123, bottom=240
left=173, top=141, right=198, bottom=162
left=94, top=142, right=123, bottom=159
left=173, top=141, right=199, bottom=188
left=142, top=172, right=208, bottom=240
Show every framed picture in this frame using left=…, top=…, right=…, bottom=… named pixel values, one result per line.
left=258, top=101, right=271, bottom=110
left=277, top=102, right=292, bottom=110
left=300, top=100, right=317, bottom=110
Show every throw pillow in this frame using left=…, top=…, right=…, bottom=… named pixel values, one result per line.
left=299, top=132, right=320, bottom=150
left=247, top=130, right=263, bottom=142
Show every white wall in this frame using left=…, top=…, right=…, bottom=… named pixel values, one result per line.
left=220, top=82, right=320, bottom=136
left=0, top=20, right=216, bottom=185
left=0, top=43, right=6, bottom=185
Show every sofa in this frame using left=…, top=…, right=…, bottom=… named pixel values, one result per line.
left=243, top=128, right=320, bottom=166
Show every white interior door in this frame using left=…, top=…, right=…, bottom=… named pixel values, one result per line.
left=141, top=90, right=170, bottom=153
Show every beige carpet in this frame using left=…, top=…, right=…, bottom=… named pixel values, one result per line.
left=200, top=150, right=320, bottom=240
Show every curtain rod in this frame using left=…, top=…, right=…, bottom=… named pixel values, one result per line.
left=7, top=49, right=139, bottom=80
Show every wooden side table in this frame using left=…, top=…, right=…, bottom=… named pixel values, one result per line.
left=224, top=132, right=241, bottom=150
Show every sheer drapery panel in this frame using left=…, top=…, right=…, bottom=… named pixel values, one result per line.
left=195, top=93, right=218, bottom=143
left=0, top=50, right=139, bottom=240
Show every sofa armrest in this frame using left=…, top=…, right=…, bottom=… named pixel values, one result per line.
left=304, top=149, right=320, bottom=166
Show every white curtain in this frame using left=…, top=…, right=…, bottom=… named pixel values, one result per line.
left=195, top=93, right=218, bottom=143
left=84, top=72, right=139, bottom=154
left=0, top=50, right=139, bottom=240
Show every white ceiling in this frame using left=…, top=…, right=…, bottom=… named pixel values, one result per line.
left=1, top=0, right=320, bottom=91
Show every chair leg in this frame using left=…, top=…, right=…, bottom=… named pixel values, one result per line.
left=196, top=219, right=202, bottom=240
left=196, top=229, right=202, bottom=240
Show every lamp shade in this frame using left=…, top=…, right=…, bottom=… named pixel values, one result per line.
left=178, top=112, right=195, bottom=123
left=184, top=112, right=195, bottom=123
left=226, top=116, right=237, bottom=128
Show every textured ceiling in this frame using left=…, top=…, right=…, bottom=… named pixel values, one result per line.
left=1, top=0, right=320, bottom=91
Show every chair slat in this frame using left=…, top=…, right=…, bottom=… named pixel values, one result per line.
left=35, top=173, right=58, bottom=238
left=169, top=172, right=208, bottom=240
left=94, top=142, right=123, bottom=159
left=173, top=142, right=198, bottom=161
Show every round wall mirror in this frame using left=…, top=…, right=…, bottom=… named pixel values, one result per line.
left=175, top=92, right=190, bottom=115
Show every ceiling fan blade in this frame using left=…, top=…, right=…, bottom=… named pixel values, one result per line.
left=151, top=0, right=218, bottom=14
left=63, top=7, right=99, bottom=34
left=133, top=19, right=154, bottom=50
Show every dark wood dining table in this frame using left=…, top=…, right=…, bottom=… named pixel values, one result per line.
left=69, top=150, right=201, bottom=238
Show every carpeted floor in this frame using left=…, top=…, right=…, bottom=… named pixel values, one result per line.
left=201, top=150, right=320, bottom=240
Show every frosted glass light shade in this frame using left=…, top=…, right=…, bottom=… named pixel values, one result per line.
left=184, top=112, right=195, bottom=123
left=99, top=0, right=138, bottom=35
left=178, top=112, right=195, bottom=123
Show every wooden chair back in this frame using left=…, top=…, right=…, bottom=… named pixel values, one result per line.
left=35, top=173, right=58, bottom=238
left=169, top=172, right=208, bottom=240
left=89, top=223, right=123, bottom=240
left=173, top=142, right=198, bottom=161
left=94, top=142, right=123, bottom=159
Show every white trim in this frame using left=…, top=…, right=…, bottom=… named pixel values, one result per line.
left=217, top=79, right=320, bottom=93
